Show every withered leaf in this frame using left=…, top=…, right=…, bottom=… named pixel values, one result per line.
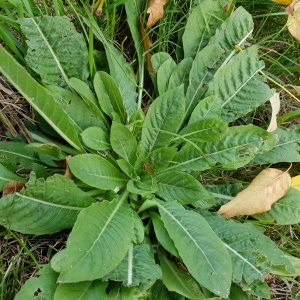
left=218, top=168, right=291, bottom=218
left=147, top=0, right=168, bottom=28
left=3, top=181, right=26, bottom=196
left=267, top=92, right=280, bottom=132
left=286, top=0, right=300, bottom=41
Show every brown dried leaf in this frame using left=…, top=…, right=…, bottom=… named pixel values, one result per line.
left=267, top=92, right=280, bottom=132
left=3, top=181, right=26, bottom=196
left=224, top=1, right=234, bottom=12
left=146, top=0, right=168, bottom=28
left=64, top=155, right=73, bottom=179
left=218, top=168, right=291, bottom=218
left=286, top=0, right=300, bottom=41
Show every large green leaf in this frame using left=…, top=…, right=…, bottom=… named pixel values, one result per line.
left=209, top=7, right=254, bottom=71
left=253, top=188, right=300, bottom=225
left=94, top=71, right=127, bottom=122
left=0, top=142, right=39, bottom=172
left=58, top=196, right=134, bottom=282
left=156, top=200, right=232, bottom=298
left=0, top=47, right=85, bottom=153
left=18, top=16, right=89, bottom=87
left=252, top=125, right=300, bottom=164
left=157, top=249, right=205, bottom=299
left=154, top=171, right=211, bottom=204
left=69, top=154, right=128, bottom=190
left=0, top=173, right=95, bottom=234
left=171, top=125, right=276, bottom=172
left=54, top=280, right=108, bottom=300
left=80, top=126, right=111, bottom=151
left=206, top=46, right=274, bottom=122
left=139, top=86, right=185, bottom=153
left=0, top=163, right=27, bottom=191
left=182, top=0, right=226, bottom=58
left=110, top=122, right=137, bottom=165
left=177, top=117, right=228, bottom=143
left=201, top=211, right=295, bottom=288
left=15, top=264, right=58, bottom=300
left=157, top=58, right=176, bottom=95
left=103, top=243, right=161, bottom=286
left=185, top=45, right=224, bottom=117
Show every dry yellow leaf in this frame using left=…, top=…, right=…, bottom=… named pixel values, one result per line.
left=273, top=0, right=293, bottom=5
left=267, top=92, right=280, bottom=132
left=291, top=175, right=300, bottom=190
left=3, top=181, right=26, bottom=196
left=287, top=1, right=300, bottom=41
left=147, top=0, right=168, bottom=28
left=218, top=168, right=291, bottom=218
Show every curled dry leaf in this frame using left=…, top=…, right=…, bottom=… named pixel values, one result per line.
left=218, top=168, right=291, bottom=218
left=223, top=1, right=234, bottom=13
left=273, top=0, right=293, bottom=5
left=147, top=0, right=168, bottom=28
left=3, top=181, right=26, bottom=196
left=286, top=0, right=300, bottom=41
left=64, top=155, right=73, bottom=179
left=267, top=92, right=280, bottom=132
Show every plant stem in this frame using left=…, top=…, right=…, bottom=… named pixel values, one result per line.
left=86, top=189, right=105, bottom=197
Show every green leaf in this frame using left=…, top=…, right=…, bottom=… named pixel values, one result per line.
left=150, top=211, right=179, bottom=258
left=18, top=16, right=89, bottom=87
left=0, top=163, right=27, bottom=191
left=185, top=45, right=224, bottom=117
left=209, top=7, right=254, bottom=69
left=172, top=125, right=276, bottom=172
left=182, top=0, right=226, bottom=58
left=110, top=122, right=137, bottom=165
left=206, top=46, right=274, bottom=122
left=14, top=264, right=58, bottom=300
left=0, top=141, right=39, bottom=172
left=228, top=283, right=254, bottom=300
left=0, top=47, right=85, bottom=153
left=103, top=243, right=161, bottom=286
left=154, top=171, right=211, bottom=204
left=201, top=211, right=294, bottom=287
left=0, top=173, right=95, bottom=234
left=168, top=57, right=193, bottom=92
left=177, top=117, right=227, bottom=143
left=156, top=200, right=232, bottom=298
left=69, top=154, right=128, bottom=190
left=58, top=196, right=134, bottom=282
left=189, top=95, right=222, bottom=124
left=94, top=71, right=127, bottom=122
left=145, top=147, right=178, bottom=174
left=157, top=249, right=205, bottom=299
left=132, top=211, right=145, bottom=244
left=81, top=127, right=111, bottom=151
left=151, top=52, right=173, bottom=71
left=90, top=19, right=137, bottom=117
left=157, top=58, right=177, bottom=95
left=139, top=86, right=185, bottom=153
left=253, top=188, right=300, bottom=225
left=54, top=280, right=108, bottom=300
left=25, top=143, right=65, bottom=159
left=149, top=280, right=170, bottom=300
left=252, top=125, right=300, bottom=164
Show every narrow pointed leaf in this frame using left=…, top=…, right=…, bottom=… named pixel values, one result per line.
left=58, top=197, right=134, bottom=282
left=154, top=171, right=211, bottom=204
left=182, top=0, right=226, bottom=58
left=68, top=154, right=128, bottom=190
left=18, top=16, right=89, bottom=87
left=94, top=71, right=127, bottom=122
left=157, top=58, right=176, bottom=95
left=0, top=174, right=95, bottom=234
left=157, top=249, right=205, bottom=299
left=139, top=86, right=185, bottom=153
left=0, top=46, right=84, bottom=152
left=157, top=200, right=232, bottom=298
left=110, top=122, right=137, bottom=164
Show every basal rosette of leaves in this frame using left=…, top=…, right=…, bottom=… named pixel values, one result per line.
left=0, top=1, right=300, bottom=299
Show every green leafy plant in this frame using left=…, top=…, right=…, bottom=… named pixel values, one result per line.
left=1, top=1, right=300, bottom=299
